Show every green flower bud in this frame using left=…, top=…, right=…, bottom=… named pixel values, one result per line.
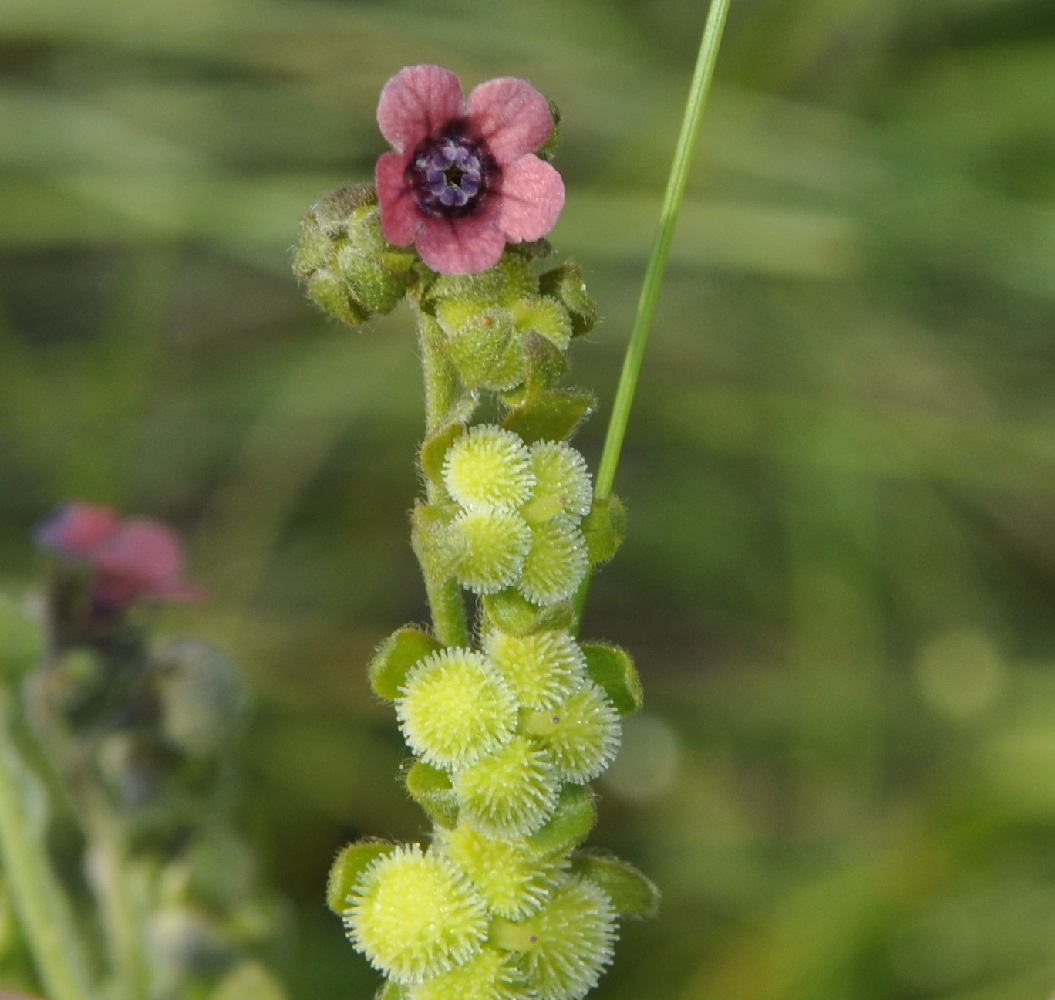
left=519, top=515, right=589, bottom=607
left=442, top=426, right=535, bottom=511
left=397, top=649, right=517, bottom=771
left=508, top=877, right=616, bottom=1000
left=484, top=629, right=584, bottom=710
left=292, top=184, right=411, bottom=326
left=436, top=826, right=561, bottom=919
left=450, top=508, right=532, bottom=595
left=530, top=680, right=621, bottom=784
left=436, top=300, right=521, bottom=390
left=520, top=442, right=592, bottom=523
left=344, top=845, right=488, bottom=985
left=453, top=735, right=559, bottom=837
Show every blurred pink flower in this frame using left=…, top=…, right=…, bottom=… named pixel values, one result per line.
left=36, top=503, right=205, bottom=611
left=375, top=64, right=565, bottom=275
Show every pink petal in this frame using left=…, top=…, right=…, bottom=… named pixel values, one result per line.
left=497, top=155, right=565, bottom=242
left=467, top=77, right=553, bottom=163
left=377, top=64, right=464, bottom=153
left=94, top=520, right=185, bottom=595
left=415, top=211, right=507, bottom=275
left=375, top=151, right=421, bottom=245
left=36, top=502, right=119, bottom=557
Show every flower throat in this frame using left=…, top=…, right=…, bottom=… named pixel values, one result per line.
left=409, top=126, right=495, bottom=219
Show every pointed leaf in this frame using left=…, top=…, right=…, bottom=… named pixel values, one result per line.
left=581, top=494, right=627, bottom=565
left=582, top=642, right=642, bottom=715
left=570, top=852, right=660, bottom=919
left=502, top=389, right=595, bottom=445
left=326, top=840, right=397, bottom=914
left=404, top=761, right=459, bottom=828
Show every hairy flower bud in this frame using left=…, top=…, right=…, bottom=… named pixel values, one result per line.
left=518, top=515, right=589, bottom=606
left=292, top=184, right=412, bottom=326
left=484, top=629, right=584, bottom=710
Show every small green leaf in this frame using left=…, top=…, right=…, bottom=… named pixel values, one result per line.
left=581, top=494, right=627, bottom=565
left=527, top=784, right=596, bottom=856
left=570, top=852, right=660, bottom=919
left=482, top=589, right=575, bottom=637
left=404, top=761, right=459, bottom=828
left=502, top=389, right=595, bottom=445
left=326, top=841, right=396, bottom=914
left=538, top=260, right=596, bottom=337
left=411, top=502, right=459, bottom=584
left=368, top=626, right=443, bottom=701
left=581, top=642, right=642, bottom=715
left=522, top=331, right=568, bottom=397
left=420, top=423, right=465, bottom=488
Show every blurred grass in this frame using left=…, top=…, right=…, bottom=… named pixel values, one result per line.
left=3, top=0, right=1055, bottom=998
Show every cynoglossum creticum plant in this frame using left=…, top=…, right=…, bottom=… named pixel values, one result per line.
left=295, top=64, right=657, bottom=1000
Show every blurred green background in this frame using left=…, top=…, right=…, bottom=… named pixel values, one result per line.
left=3, top=0, right=1055, bottom=997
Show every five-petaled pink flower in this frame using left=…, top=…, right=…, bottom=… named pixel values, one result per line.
left=36, top=502, right=204, bottom=612
left=375, top=64, right=565, bottom=275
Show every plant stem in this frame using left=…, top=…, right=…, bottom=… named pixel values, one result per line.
left=0, top=703, right=99, bottom=1000
left=84, top=790, right=149, bottom=1000
left=575, top=0, right=732, bottom=624
left=414, top=303, right=471, bottom=648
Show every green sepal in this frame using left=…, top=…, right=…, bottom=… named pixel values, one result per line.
left=482, top=589, right=575, bottom=637
left=570, top=852, right=660, bottom=919
left=522, top=331, right=568, bottom=398
left=326, top=840, right=396, bottom=915
left=368, top=626, right=443, bottom=701
left=581, top=494, right=627, bottom=565
left=581, top=642, right=642, bottom=715
left=538, top=260, right=596, bottom=337
left=378, top=981, right=408, bottom=1000
left=420, top=423, right=465, bottom=488
left=527, top=784, right=596, bottom=856
left=536, top=100, right=561, bottom=162
left=410, top=502, right=458, bottom=583
left=404, top=761, right=459, bottom=828
left=502, top=389, right=595, bottom=445
left=438, top=302, right=519, bottom=390
left=510, top=296, right=572, bottom=352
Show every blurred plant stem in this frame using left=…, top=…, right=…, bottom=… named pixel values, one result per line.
left=576, top=0, right=731, bottom=625
left=0, top=700, right=99, bottom=1000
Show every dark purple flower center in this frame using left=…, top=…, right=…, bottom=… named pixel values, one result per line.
left=408, top=124, right=496, bottom=219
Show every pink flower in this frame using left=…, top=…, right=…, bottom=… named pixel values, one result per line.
left=36, top=503, right=205, bottom=611
left=375, top=64, right=565, bottom=275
